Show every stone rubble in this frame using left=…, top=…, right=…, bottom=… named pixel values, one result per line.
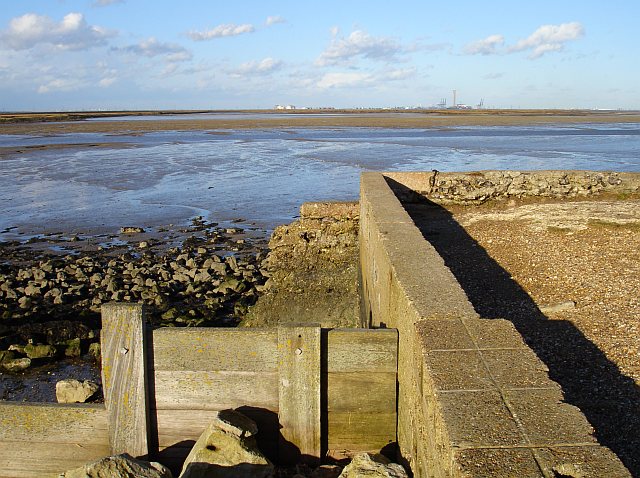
left=0, top=219, right=269, bottom=375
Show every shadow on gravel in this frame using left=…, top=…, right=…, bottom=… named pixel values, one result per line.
left=386, top=178, right=640, bottom=476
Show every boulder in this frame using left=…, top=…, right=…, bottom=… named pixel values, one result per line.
left=1, top=357, right=31, bottom=372
left=339, top=453, right=408, bottom=478
left=24, top=343, right=57, bottom=359
left=56, top=379, right=100, bottom=403
left=179, top=409, right=273, bottom=478
left=62, top=453, right=172, bottom=478
left=63, top=338, right=82, bottom=357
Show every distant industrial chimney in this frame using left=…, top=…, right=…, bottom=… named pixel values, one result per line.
left=453, top=89, right=457, bottom=108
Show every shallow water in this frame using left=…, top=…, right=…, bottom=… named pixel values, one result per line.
left=1, top=124, right=639, bottom=239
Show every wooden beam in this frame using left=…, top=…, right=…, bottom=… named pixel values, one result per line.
left=153, top=370, right=278, bottom=411
left=278, top=325, right=321, bottom=465
left=101, top=302, right=150, bottom=458
left=152, top=328, right=278, bottom=372
left=327, top=328, right=398, bottom=372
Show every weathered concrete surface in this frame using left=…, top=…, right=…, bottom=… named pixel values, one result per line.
left=359, top=172, right=631, bottom=477
left=385, top=170, right=640, bottom=205
left=243, top=202, right=361, bottom=328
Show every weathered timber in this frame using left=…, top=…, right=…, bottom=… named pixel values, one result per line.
left=278, top=325, right=322, bottom=464
left=327, top=411, right=397, bottom=458
left=327, top=328, right=398, bottom=373
left=153, top=370, right=278, bottom=410
left=152, top=328, right=278, bottom=372
left=0, top=403, right=109, bottom=478
left=101, top=302, right=150, bottom=458
left=155, top=407, right=279, bottom=444
left=327, top=372, right=397, bottom=412
left=0, top=443, right=111, bottom=478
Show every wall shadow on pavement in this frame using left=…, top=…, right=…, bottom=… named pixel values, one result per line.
left=386, top=177, right=640, bottom=476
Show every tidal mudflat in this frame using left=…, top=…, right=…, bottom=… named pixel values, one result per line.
left=2, top=112, right=639, bottom=240
left=1, top=111, right=639, bottom=401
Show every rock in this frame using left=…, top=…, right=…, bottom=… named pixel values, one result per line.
left=18, top=296, right=32, bottom=309
left=179, top=409, right=272, bottom=478
left=63, top=338, right=82, bottom=357
left=139, top=241, right=149, bottom=249
left=62, top=453, right=172, bottom=478
left=311, top=465, right=342, bottom=478
left=338, top=453, right=408, bottom=478
left=120, top=226, right=145, bottom=234
left=0, top=350, right=16, bottom=363
left=24, top=343, right=57, bottom=359
left=218, top=278, right=245, bottom=294
left=1, top=357, right=31, bottom=372
left=56, top=379, right=100, bottom=403
left=88, top=342, right=101, bottom=361
left=539, top=300, right=576, bottom=314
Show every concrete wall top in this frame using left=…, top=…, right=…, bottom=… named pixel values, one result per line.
left=384, top=170, right=640, bottom=205
left=360, top=172, right=478, bottom=326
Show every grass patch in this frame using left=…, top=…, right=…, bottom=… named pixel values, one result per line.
left=587, top=219, right=640, bottom=231
left=547, top=226, right=575, bottom=234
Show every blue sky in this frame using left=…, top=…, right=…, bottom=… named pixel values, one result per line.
left=0, top=0, right=638, bottom=110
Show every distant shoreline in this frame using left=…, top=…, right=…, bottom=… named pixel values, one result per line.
left=2, top=109, right=640, bottom=135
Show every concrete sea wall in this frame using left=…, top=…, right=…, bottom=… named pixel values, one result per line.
left=359, top=172, right=630, bottom=477
left=385, top=170, right=640, bottom=204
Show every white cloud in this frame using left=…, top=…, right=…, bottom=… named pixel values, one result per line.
left=37, top=78, right=84, bottom=94
left=98, top=77, right=116, bottom=87
left=381, top=67, right=416, bottom=81
left=317, top=30, right=404, bottom=66
left=93, top=0, right=124, bottom=6
left=265, top=16, right=286, bottom=26
left=188, top=23, right=254, bottom=41
left=464, top=34, right=504, bottom=55
left=317, top=72, right=373, bottom=89
left=483, top=72, right=504, bottom=80
left=117, top=37, right=192, bottom=61
left=0, top=12, right=112, bottom=51
left=231, top=57, right=283, bottom=77
left=509, top=22, right=584, bottom=59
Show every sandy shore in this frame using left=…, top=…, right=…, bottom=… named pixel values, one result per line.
left=2, top=110, right=640, bottom=135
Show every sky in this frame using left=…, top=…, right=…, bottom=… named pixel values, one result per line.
left=0, top=0, right=638, bottom=111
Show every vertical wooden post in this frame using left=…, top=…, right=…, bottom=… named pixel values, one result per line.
left=101, top=302, right=150, bottom=458
left=278, top=325, right=321, bottom=464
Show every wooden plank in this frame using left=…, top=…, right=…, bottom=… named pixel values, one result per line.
left=152, top=328, right=278, bottom=372
left=154, top=370, right=278, bottom=411
left=328, top=372, right=397, bottom=412
left=155, top=408, right=279, bottom=447
left=0, top=442, right=110, bottom=478
left=327, top=411, right=397, bottom=457
left=0, top=402, right=108, bottom=443
left=278, top=325, right=321, bottom=464
left=101, top=302, right=150, bottom=457
left=327, top=329, right=398, bottom=373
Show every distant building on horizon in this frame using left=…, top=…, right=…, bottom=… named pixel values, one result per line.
left=274, top=104, right=296, bottom=110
